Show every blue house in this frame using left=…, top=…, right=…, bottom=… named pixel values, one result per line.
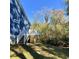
left=10, top=0, right=30, bottom=44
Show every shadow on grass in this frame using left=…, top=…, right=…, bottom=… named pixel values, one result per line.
left=11, top=48, right=27, bottom=59
left=21, top=44, right=56, bottom=59
left=40, top=44, right=69, bottom=59
left=10, top=44, right=69, bottom=59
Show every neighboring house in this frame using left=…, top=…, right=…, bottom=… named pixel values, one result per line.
left=10, top=0, right=30, bottom=44
left=27, top=29, right=40, bottom=43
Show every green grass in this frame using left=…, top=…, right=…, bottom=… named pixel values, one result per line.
left=10, top=44, right=69, bottom=59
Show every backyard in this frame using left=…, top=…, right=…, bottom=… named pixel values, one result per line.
left=10, top=43, right=69, bottom=59
left=10, top=0, right=69, bottom=59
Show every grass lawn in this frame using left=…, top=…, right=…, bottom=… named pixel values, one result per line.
left=10, top=43, right=69, bottom=59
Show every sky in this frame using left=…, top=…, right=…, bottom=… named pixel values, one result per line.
left=20, top=0, right=65, bottom=24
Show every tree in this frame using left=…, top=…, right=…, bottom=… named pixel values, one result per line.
left=65, top=0, right=69, bottom=15
left=33, top=8, right=51, bottom=23
left=31, top=9, right=69, bottom=47
left=49, top=10, right=69, bottom=46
